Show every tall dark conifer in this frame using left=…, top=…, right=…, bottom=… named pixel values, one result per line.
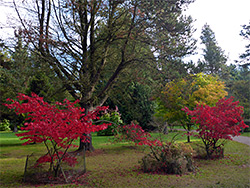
left=239, top=21, right=250, bottom=66
left=200, top=24, right=227, bottom=75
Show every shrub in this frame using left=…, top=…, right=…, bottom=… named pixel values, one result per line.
left=0, top=119, right=11, bottom=131
left=97, top=110, right=123, bottom=136
left=116, top=123, right=195, bottom=174
left=243, top=120, right=250, bottom=132
left=141, top=142, right=194, bottom=174
left=192, top=143, right=224, bottom=159
left=4, top=93, right=110, bottom=178
left=183, top=97, right=248, bottom=159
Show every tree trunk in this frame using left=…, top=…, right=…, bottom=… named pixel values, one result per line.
left=163, top=123, right=168, bottom=134
left=187, top=131, right=191, bottom=143
left=186, top=123, right=192, bottom=143
left=13, top=124, right=18, bottom=133
left=78, top=133, right=94, bottom=151
left=205, top=146, right=211, bottom=159
left=77, top=103, right=94, bottom=151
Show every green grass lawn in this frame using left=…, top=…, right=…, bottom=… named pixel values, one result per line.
left=0, top=131, right=250, bottom=187
left=242, top=132, right=250, bottom=137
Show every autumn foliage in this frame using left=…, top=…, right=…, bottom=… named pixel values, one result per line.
left=182, top=97, right=248, bottom=159
left=4, top=93, right=110, bottom=176
left=115, top=123, right=194, bottom=174
left=114, top=123, right=162, bottom=147
left=157, top=73, right=228, bottom=142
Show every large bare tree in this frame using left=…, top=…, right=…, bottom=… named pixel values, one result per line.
left=11, top=0, right=195, bottom=150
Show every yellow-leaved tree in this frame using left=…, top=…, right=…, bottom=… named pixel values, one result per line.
left=156, top=73, right=227, bottom=142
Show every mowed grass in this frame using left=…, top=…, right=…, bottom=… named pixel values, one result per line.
left=242, top=132, right=250, bottom=137
left=0, top=131, right=250, bottom=188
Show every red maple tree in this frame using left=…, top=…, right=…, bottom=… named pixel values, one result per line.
left=4, top=93, right=110, bottom=176
left=182, top=97, right=248, bottom=159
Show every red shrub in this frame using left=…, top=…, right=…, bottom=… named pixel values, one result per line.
left=182, top=97, right=248, bottom=159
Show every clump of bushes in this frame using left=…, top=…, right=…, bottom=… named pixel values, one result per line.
left=192, top=143, right=224, bottom=159
left=0, top=119, right=11, bottom=131
left=97, top=110, right=123, bottom=136
left=116, top=123, right=195, bottom=175
left=141, top=142, right=195, bottom=174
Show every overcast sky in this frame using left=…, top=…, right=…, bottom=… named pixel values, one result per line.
left=184, top=0, right=250, bottom=64
left=0, top=0, right=249, bottom=64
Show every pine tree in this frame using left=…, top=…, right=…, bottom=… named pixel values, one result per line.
left=239, top=21, right=250, bottom=66
left=200, top=24, right=227, bottom=75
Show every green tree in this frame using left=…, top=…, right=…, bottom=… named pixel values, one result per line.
left=157, top=73, right=228, bottom=142
left=107, top=82, right=154, bottom=131
left=0, top=38, right=32, bottom=131
left=239, top=21, right=250, bottom=65
left=12, top=0, right=196, bottom=150
left=200, top=24, right=227, bottom=75
left=0, top=35, right=68, bottom=131
left=27, top=71, right=60, bottom=101
left=231, top=21, right=250, bottom=118
left=225, top=65, right=250, bottom=119
left=186, top=59, right=205, bottom=74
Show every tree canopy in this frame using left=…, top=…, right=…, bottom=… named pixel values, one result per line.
left=12, top=0, right=195, bottom=110
left=156, top=73, right=227, bottom=141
